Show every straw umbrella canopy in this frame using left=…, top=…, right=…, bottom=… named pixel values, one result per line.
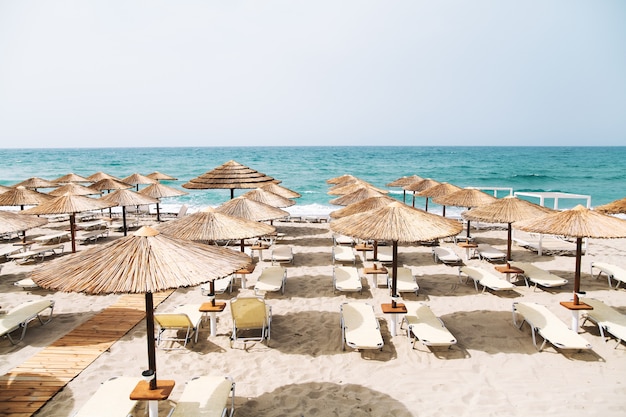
left=328, top=181, right=388, bottom=196
left=326, top=174, right=358, bottom=185
left=514, top=205, right=626, bottom=306
left=403, top=179, right=441, bottom=208
left=53, top=173, right=91, bottom=184
left=0, top=210, right=48, bottom=242
left=138, top=183, right=188, bottom=222
left=0, top=185, right=10, bottom=194
left=329, top=187, right=386, bottom=206
left=0, top=186, right=53, bottom=210
left=86, top=171, right=121, bottom=182
left=12, top=177, right=57, bottom=191
left=89, top=178, right=133, bottom=193
left=29, top=225, right=250, bottom=390
left=417, top=182, right=462, bottom=215
left=330, top=195, right=397, bottom=219
left=100, top=189, right=158, bottom=236
left=595, top=197, right=626, bottom=215
left=461, top=196, right=553, bottom=261
left=331, top=202, right=463, bottom=307
left=386, top=175, right=423, bottom=203
left=216, top=197, right=289, bottom=223
left=182, top=160, right=277, bottom=199
left=49, top=183, right=102, bottom=197
left=259, top=182, right=301, bottom=199
left=240, top=188, right=296, bottom=208
left=146, top=171, right=178, bottom=182
left=121, top=173, right=158, bottom=191
left=23, top=193, right=115, bottom=252
left=433, top=188, right=497, bottom=238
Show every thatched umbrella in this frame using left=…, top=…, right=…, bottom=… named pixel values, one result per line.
left=433, top=188, right=497, bottom=239
left=100, top=189, right=158, bottom=236
left=404, top=179, right=440, bottom=208
left=387, top=175, right=423, bottom=203
left=0, top=186, right=53, bottom=210
left=183, top=160, right=277, bottom=199
left=0, top=185, right=10, bottom=194
left=330, top=195, right=397, bottom=219
left=49, top=183, right=102, bottom=197
left=23, top=193, right=115, bottom=252
left=240, top=188, right=296, bottom=208
left=331, top=202, right=463, bottom=307
left=146, top=171, right=178, bottom=182
left=259, top=183, right=301, bottom=199
left=595, top=197, right=626, bottom=215
left=216, top=197, right=289, bottom=223
left=461, top=196, right=553, bottom=261
left=86, top=171, right=121, bottom=183
left=515, top=206, right=626, bottom=312
left=0, top=210, right=48, bottom=242
left=327, top=174, right=358, bottom=185
left=12, top=177, right=58, bottom=191
left=328, top=181, right=388, bottom=196
left=121, top=173, right=157, bottom=192
left=138, top=183, right=188, bottom=222
left=30, top=226, right=250, bottom=391
left=329, top=187, right=386, bottom=206
left=89, top=178, right=133, bottom=193
left=417, top=182, right=462, bottom=215
left=53, top=173, right=91, bottom=184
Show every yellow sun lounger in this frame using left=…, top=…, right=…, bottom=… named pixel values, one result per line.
left=333, top=266, right=362, bottom=293
left=0, top=299, right=54, bottom=344
left=230, top=297, right=272, bottom=348
left=402, top=302, right=457, bottom=349
left=340, top=302, right=384, bottom=351
left=168, top=376, right=235, bottom=417
left=73, top=376, right=141, bottom=417
left=580, top=298, right=626, bottom=348
left=154, top=304, right=204, bottom=350
left=590, top=262, right=626, bottom=289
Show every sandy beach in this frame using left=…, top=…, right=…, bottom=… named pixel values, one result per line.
left=1, top=217, right=625, bottom=416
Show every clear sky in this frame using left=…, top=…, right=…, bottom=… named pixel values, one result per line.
left=1, top=1, right=625, bottom=148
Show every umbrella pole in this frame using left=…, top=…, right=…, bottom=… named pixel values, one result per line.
left=230, top=189, right=234, bottom=199
left=412, top=193, right=416, bottom=208
left=573, top=238, right=583, bottom=305
left=209, top=281, right=216, bottom=307
left=425, top=197, right=429, bottom=212
left=156, top=202, right=161, bottom=222
left=373, top=240, right=379, bottom=261
left=402, top=190, right=406, bottom=203
left=70, top=213, right=77, bottom=253
left=145, top=292, right=158, bottom=390
left=442, top=205, right=446, bottom=217
left=240, top=239, right=245, bottom=252
left=122, top=206, right=128, bottom=236
left=507, top=223, right=512, bottom=261
left=391, top=241, right=398, bottom=307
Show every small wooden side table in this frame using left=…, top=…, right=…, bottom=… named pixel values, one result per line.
left=560, top=301, right=593, bottom=332
left=363, top=265, right=388, bottom=288
left=381, top=303, right=407, bottom=337
left=234, top=263, right=256, bottom=289
left=199, top=302, right=227, bottom=337
left=130, top=379, right=175, bottom=417
left=457, top=242, right=478, bottom=260
left=495, top=265, right=524, bottom=282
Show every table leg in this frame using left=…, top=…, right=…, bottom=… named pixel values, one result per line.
left=570, top=310, right=580, bottom=333
left=389, top=313, right=398, bottom=337
left=148, top=400, right=158, bottom=417
left=209, top=312, right=218, bottom=337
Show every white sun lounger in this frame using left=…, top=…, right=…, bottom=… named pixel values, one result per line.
left=459, top=266, right=515, bottom=293
left=387, top=267, right=419, bottom=295
left=333, top=266, right=362, bottom=293
left=580, top=298, right=626, bottom=348
left=33, top=231, right=70, bottom=245
left=271, top=245, right=293, bottom=265
left=200, top=275, right=233, bottom=295
left=168, top=376, right=235, bottom=417
left=254, top=266, right=287, bottom=295
left=340, top=302, right=384, bottom=351
left=402, top=302, right=457, bottom=349
left=332, top=246, right=355, bottom=265
left=432, top=247, right=462, bottom=265
left=8, top=244, right=64, bottom=264
left=512, top=302, right=592, bottom=352
left=73, top=376, right=141, bottom=417
left=476, top=244, right=506, bottom=262
left=333, top=234, right=354, bottom=246
left=590, top=262, right=626, bottom=289
left=0, top=299, right=55, bottom=344
left=365, top=246, right=393, bottom=262
left=510, top=261, right=568, bottom=290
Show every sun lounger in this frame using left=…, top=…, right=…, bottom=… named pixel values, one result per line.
left=333, top=234, right=354, bottom=246
left=432, top=247, right=462, bottom=265
left=512, top=302, right=592, bottom=352
left=365, top=246, right=393, bottom=262
left=8, top=244, right=64, bottom=264
left=475, top=244, right=506, bottom=262
left=402, top=302, right=457, bottom=349
left=14, top=278, right=39, bottom=290
left=200, top=275, right=233, bottom=295
left=168, top=376, right=235, bottom=417
left=459, top=266, right=515, bottom=293
left=154, top=304, right=204, bottom=349
left=230, top=296, right=271, bottom=347
left=340, top=302, right=384, bottom=351
left=590, top=262, right=626, bottom=289
left=77, top=219, right=107, bottom=230
left=0, top=299, right=54, bottom=344
left=254, top=266, right=287, bottom=295
left=271, top=245, right=293, bottom=265
left=333, top=266, right=362, bottom=293
left=0, top=245, right=24, bottom=260
left=332, top=246, right=356, bottom=265
left=73, top=376, right=141, bottom=417
left=510, top=261, right=568, bottom=290
left=76, top=229, right=109, bottom=244
left=388, top=267, right=419, bottom=295
left=580, top=298, right=626, bottom=348
left=33, top=231, right=70, bottom=245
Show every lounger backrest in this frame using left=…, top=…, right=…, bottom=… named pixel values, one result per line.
left=231, top=297, right=268, bottom=329
left=154, top=314, right=193, bottom=329
left=0, top=300, right=54, bottom=332
left=171, top=376, right=233, bottom=417
left=581, top=298, right=626, bottom=326
left=73, top=376, right=141, bottom=417
left=334, top=266, right=359, bottom=282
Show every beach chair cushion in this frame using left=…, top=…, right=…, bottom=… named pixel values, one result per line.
left=510, top=261, right=568, bottom=288
left=0, top=299, right=54, bottom=344
left=73, top=376, right=140, bottom=417
left=271, top=245, right=293, bottom=264
left=590, top=262, right=626, bottom=289
left=154, top=304, right=204, bottom=349
left=341, top=302, right=384, bottom=351
left=230, top=297, right=271, bottom=346
left=580, top=298, right=626, bottom=347
left=333, top=266, right=362, bottom=293
left=432, top=247, right=462, bottom=265
left=404, top=302, right=457, bottom=348
left=459, top=266, right=515, bottom=292
left=388, top=267, right=419, bottom=295
left=254, top=266, right=287, bottom=295
left=476, top=244, right=506, bottom=262
left=169, top=376, right=235, bottom=417
left=512, top=302, right=592, bottom=351
left=332, top=246, right=355, bottom=264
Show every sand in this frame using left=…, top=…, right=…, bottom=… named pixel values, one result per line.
left=1, top=218, right=626, bottom=416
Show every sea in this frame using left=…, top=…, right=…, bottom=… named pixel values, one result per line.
left=0, top=146, right=624, bottom=217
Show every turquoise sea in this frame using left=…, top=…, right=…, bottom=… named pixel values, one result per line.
left=0, top=147, right=624, bottom=217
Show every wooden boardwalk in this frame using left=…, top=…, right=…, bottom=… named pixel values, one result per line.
left=0, top=291, right=172, bottom=417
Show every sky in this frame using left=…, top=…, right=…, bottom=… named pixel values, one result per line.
left=0, top=1, right=625, bottom=148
